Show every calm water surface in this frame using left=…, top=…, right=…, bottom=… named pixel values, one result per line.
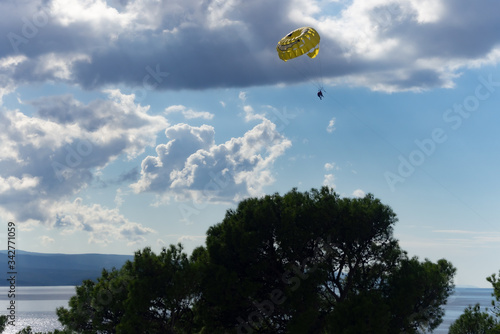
left=0, top=286, right=495, bottom=333
left=0, top=286, right=74, bottom=333
left=435, top=287, right=495, bottom=333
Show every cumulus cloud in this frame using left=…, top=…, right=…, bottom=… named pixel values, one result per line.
left=132, top=118, right=292, bottom=202
left=326, top=117, right=336, bottom=133
left=243, top=104, right=266, bottom=122
left=53, top=198, right=156, bottom=245
left=0, top=175, right=40, bottom=194
left=40, top=235, right=55, bottom=246
left=324, top=162, right=337, bottom=171
left=165, top=105, right=214, bottom=120
left=238, top=91, right=247, bottom=102
left=3, top=0, right=500, bottom=92
left=323, top=174, right=335, bottom=189
left=114, top=188, right=125, bottom=208
left=317, top=0, right=500, bottom=91
left=0, top=89, right=166, bottom=243
left=352, top=189, right=366, bottom=198
left=34, top=53, right=91, bottom=80
left=0, top=55, right=26, bottom=104
left=177, top=235, right=207, bottom=243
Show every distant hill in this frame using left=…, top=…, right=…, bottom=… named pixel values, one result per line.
left=0, top=250, right=133, bottom=286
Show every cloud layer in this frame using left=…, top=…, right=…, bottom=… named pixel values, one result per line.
left=0, top=90, right=166, bottom=243
left=2, top=0, right=500, bottom=92
left=0, top=84, right=291, bottom=242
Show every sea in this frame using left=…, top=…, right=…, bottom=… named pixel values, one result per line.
left=0, top=286, right=74, bottom=334
left=0, top=286, right=496, bottom=333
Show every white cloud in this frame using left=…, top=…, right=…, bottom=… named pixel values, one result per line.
left=206, top=0, right=242, bottom=29
left=0, top=175, right=40, bottom=194
left=183, top=109, right=214, bottom=120
left=312, top=0, right=500, bottom=91
left=51, top=198, right=156, bottom=245
left=433, top=230, right=494, bottom=235
left=0, top=90, right=166, bottom=243
left=165, top=105, right=214, bottom=120
left=40, top=235, right=55, bottom=246
left=425, top=230, right=500, bottom=247
left=164, top=105, right=185, bottom=114
left=243, top=104, right=266, bottom=122
left=132, top=118, right=292, bottom=202
left=408, top=0, right=445, bottom=23
left=323, top=173, right=335, bottom=188
left=34, top=53, right=91, bottom=80
left=326, top=117, right=336, bottom=133
left=238, top=91, right=247, bottom=102
left=114, top=188, right=125, bottom=208
left=352, top=189, right=365, bottom=197
left=0, top=55, right=27, bottom=69
left=0, top=55, right=27, bottom=104
left=177, top=235, right=206, bottom=243
left=324, top=162, right=337, bottom=171
left=50, top=0, right=135, bottom=31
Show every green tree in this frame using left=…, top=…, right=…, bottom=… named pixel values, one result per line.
left=449, top=303, right=499, bottom=334
left=57, top=266, right=130, bottom=333
left=199, top=187, right=456, bottom=333
left=325, top=291, right=391, bottom=333
left=116, top=244, right=202, bottom=334
left=56, top=279, right=98, bottom=333
left=382, top=257, right=456, bottom=333
left=0, top=315, right=6, bottom=333
left=487, top=272, right=500, bottom=317
left=199, top=187, right=338, bottom=333
left=55, top=187, right=455, bottom=333
left=57, top=244, right=201, bottom=334
left=487, top=272, right=500, bottom=333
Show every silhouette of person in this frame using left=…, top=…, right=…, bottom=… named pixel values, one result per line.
left=317, top=90, right=324, bottom=100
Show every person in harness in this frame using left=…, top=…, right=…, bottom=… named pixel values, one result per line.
left=317, top=89, right=324, bottom=100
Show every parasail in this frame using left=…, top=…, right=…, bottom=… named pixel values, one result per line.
left=276, top=27, right=320, bottom=62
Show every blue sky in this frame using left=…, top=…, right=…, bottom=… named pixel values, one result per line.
left=1, top=0, right=500, bottom=288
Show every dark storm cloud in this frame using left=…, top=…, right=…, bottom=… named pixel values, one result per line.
left=378, top=0, right=500, bottom=59
left=2, top=0, right=500, bottom=91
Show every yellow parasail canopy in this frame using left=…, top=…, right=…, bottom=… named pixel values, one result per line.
left=276, top=27, right=320, bottom=62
